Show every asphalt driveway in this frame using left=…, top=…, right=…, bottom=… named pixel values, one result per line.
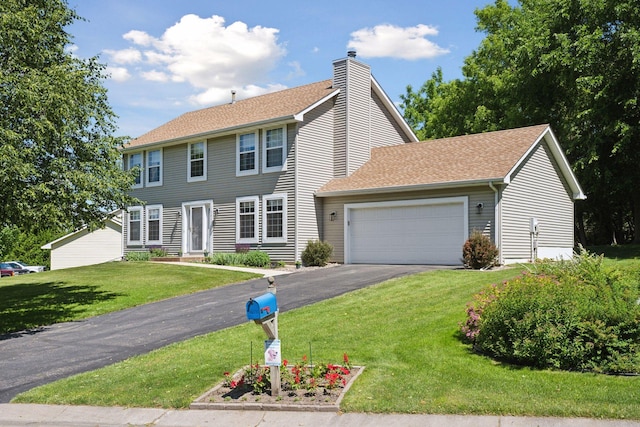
left=0, top=264, right=446, bottom=403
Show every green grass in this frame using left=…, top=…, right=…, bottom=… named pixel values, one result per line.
left=0, top=262, right=260, bottom=335
left=13, top=264, right=640, bottom=419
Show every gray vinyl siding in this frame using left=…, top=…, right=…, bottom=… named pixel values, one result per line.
left=332, top=60, right=347, bottom=178
left=345, top=60, right=373, bottom=175
left=370, top=90, right=412, bottom=146
left=501, top=141, right=574, bottom=261
left=125, top=125, right=297, bottom=262
left=296, top=99, right=335, bottom=258
left=321, top=187, right=496, bottom=263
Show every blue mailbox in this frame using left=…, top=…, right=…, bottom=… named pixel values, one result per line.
left=246, top=293, right=278, bottom=321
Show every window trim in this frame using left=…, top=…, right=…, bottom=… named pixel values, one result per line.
left=146, top=149, right=163, bottom=187
left=236, top=131, right=259, bottom=176
left=145, top=204, right=163, bottom=245
left=187, top=141, right=207, bottom=182
left=236, top=196, right=259, bottom=244
left=127, top=206, right=143, bottom=245
left=262, top=193, right=287, bottom=243
left=262, top=126, right=287, bottom=173
left=128, top=152, right=143, bottom=189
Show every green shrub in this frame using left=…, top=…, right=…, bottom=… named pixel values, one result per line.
left=244, top=251, right=270, bottom=268
left=149, top=247, right=168, bottom=257
left=301, top=240, right=333, bottom=267
left=462, top=249, right=640, bottom=374
left=462, top=230, right=498, bottom=269
left=125, top=251, right=150, bottom=261
left=208, top=251, right=270, bottom=268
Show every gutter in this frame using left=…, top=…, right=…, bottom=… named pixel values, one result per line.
left=488, top=182, right=502, bottom=265
left=315, top=177, right=506, bottom=198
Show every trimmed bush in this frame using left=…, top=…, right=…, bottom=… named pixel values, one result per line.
left=124, top=251, right=151, bottom=261
left=208, top=251, right=270, bottom=268
left=462, top=249, right=640, bottom=374
left=462, top=230, right=498, bottom=269
left=301, top=240, right=333, bottom=267
left=244, top=251, right=270, bottom=268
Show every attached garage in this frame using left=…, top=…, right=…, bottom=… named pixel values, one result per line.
left=345, top=197, right=468, bottom=265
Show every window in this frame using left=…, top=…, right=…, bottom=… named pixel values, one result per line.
left=128, top=153, right=142, bottom=188
left=236, top=196, right=259, bottom=243
left=263, top=193, right=287, bottom=243
left=127, top=207, right=143, bottom=245
left=263, top=127, right=286, bottom=172
left=146, top=205, right=163, bottom=245
left=147, top=149, right=162, bottom=186
left=236, top=132, right=257, bottom=176
left=188, top=141, right=206, bottom=182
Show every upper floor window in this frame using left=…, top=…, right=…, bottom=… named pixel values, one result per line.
left=188, top=141, right=207, bottom=182
left=128, top=153, right=143, bottom=188
left=263, top=193, right=287, bottom=243
left=147, top=149, right=162, bottom=186
left=236, top=196, right=259, bottom=243
left=237, top=132, right=258, bottom=176
left=127, top=206, right=143, bottom=245
left=146, top=205, right=163, bottom=245
left=263, top=127, right=287, bottom=173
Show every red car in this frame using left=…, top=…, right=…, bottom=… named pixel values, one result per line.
left=1, top=262, right=16, bottom=278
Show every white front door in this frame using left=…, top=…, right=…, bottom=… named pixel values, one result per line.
left=182, top=200, right=213, bottom=255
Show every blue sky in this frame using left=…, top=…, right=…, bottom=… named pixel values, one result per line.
left=68, top=0, right=498, bottom=138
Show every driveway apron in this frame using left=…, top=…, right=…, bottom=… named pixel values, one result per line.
left=0, top=264, right=444, bottom=402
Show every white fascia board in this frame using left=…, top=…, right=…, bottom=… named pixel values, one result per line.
left=294, top=89, right=340, bottom=121
left=371, top=76, right=419, bottom=142
left=315, top=178, right=501, bottom=198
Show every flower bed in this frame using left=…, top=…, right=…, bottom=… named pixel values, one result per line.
left=191, top=354, right=364, bottom=412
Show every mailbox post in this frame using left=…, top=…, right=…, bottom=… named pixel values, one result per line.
left=245, top=276, right=280, bottom=395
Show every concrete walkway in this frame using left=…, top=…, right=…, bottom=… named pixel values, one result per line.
left=1, top=403, right=639, bottom=427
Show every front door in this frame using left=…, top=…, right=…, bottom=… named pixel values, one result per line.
left=182, top=201, right=213, bottom=255
left=190, top=206, right=205, bottom=252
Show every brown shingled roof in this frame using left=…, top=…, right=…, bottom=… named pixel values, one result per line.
left=317, top=124, right=551, bottom=195
left=125, top=79, right=336, bottom=149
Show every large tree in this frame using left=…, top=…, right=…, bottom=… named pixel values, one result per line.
left=402, top=0, right=640, bottom=244
left=0, top=0, right=137, bottom=232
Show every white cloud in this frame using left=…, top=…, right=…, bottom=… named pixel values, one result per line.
left=104, top=48, right=142, bottom=64
left=141, top=70, right=170, bottom=82
left=348, top=24, right=449, bottom=60
left=113, top=14, right=286, bottom=105
left=189, top=83, right=287, bottom=105
left=106, top=66, right=131, bottom=82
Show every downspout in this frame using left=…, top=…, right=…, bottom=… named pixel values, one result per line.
left=294, top=124, right=300, bottom=263
left=489, top=182, right=501, bottom=264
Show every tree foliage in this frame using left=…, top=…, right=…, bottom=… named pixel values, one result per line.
left=0, top=0, right=138, bottom=232
left=401, top=0, right=640, bottom=244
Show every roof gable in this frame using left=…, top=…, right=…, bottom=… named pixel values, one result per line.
left=125, top=79, right=337, bottom=149
left=317, top=124, right=585, bottom=199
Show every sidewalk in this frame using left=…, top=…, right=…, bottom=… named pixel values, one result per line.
left=2, top=404, right=639, bottom=427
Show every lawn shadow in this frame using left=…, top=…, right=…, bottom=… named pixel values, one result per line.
left=0, top=281, right=123, bottom=339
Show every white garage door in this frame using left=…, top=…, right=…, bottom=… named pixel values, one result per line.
left=346, top=198, right=467, bottom=265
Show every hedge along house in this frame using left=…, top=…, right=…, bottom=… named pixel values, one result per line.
left=120, top=53, right=417, bottom=263
left=316, top=124, right=586, bottom=265
left=121, top=53, right=585, bottom=266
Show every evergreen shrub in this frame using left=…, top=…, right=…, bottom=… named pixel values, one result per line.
left=462, top=230, right=498, bottom=269
left=301, top=240, right=333, bottom=267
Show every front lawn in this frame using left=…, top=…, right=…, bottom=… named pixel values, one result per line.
left=0, top=262, right=260, bottom=335
left=13, top=262, right=640, bottom=419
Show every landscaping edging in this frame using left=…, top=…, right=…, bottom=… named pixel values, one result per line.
left=190, top=366, right=364, bottom=412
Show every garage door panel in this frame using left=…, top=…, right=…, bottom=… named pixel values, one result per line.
left=348, top=201, right=465, bottom=265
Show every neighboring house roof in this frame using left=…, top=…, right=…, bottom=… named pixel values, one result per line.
left=316, top=124, right=586, bottom=200
left=41, top=212, right=123, bottom=250
left=124, top=79, right=338, bottom=149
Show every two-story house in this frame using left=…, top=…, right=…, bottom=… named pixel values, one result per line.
left=121, top=52, right=584, bottom=266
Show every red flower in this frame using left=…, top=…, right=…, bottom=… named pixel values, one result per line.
left=343, top=353, right=349, bottom=365
left=283, top=359, right=288, bottom=367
